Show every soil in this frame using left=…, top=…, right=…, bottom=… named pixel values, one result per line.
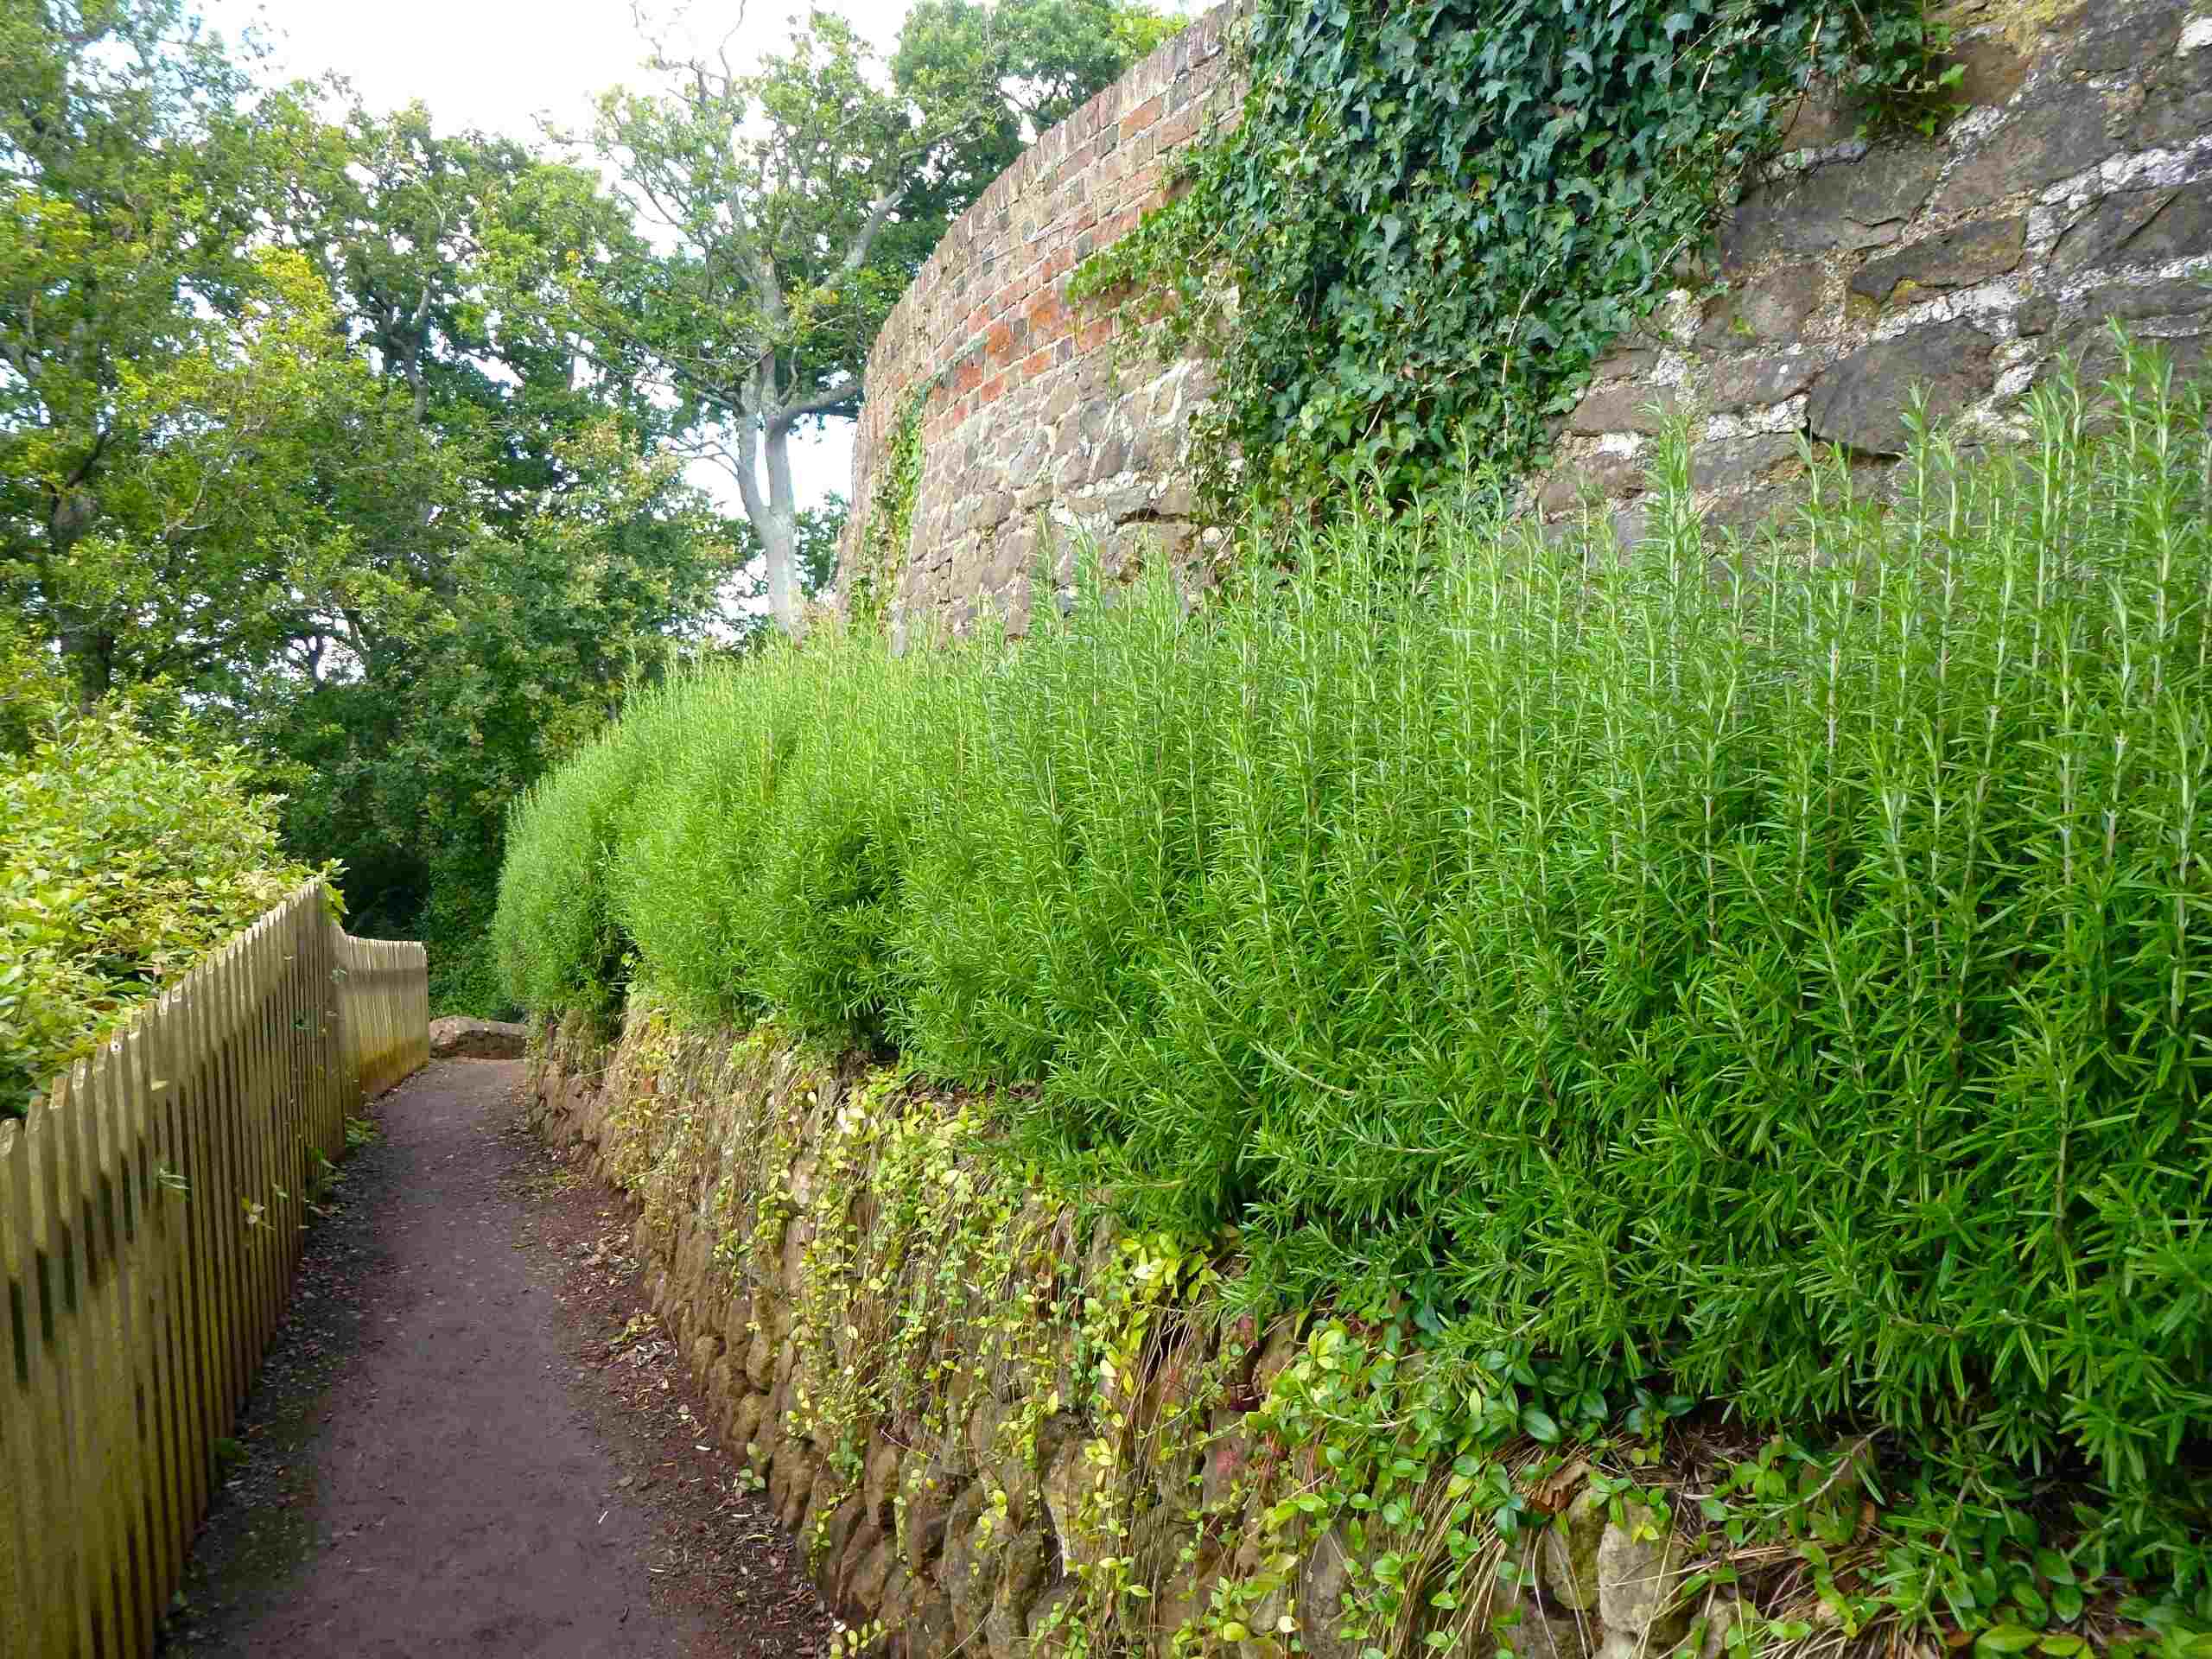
left=161, top=1058, right=836, bottom=1659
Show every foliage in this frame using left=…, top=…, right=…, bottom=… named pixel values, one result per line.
left=0, top=0, right=397, bottom=702
left=849, top=395, right=927, bottom=634
left=1073, top=0, right=1954, bottom=512
left=893, top=0, right=1187, bottom=211
left=576, top=0, right=1176, bottom=634
left=498, top=349, right=2212, bottom=1547
left=2, top=4, right=761, bottom=1014
left=0, top=683, right=327, bottom=1116
left=559, top=1004, right=2212, bottom=1659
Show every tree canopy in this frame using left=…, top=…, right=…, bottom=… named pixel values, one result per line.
left=0, top=0, right=1177, bottom=1015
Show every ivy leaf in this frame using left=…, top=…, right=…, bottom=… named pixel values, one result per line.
left=1522, top=1406, right=1562, bottom=1445
left=1978, top=1629, right=2042, bottom=1655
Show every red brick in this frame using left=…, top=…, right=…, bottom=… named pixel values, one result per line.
left=980, top=373, right=1007, bottom=405
left=1020, top=347, right=1053, bottom=382
left=1119, top=94, right=1163, bottom=142
left=1026, top=289, right=1069, bottom=338
left=986, top=321, right=1014, bottom=363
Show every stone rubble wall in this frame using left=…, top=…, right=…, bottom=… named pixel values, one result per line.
left=1539, top=0, right=2212, bottom=543
left=524, top=1011, right=1734, bottom=1659
left=842, top=0, right=2212, bottom=640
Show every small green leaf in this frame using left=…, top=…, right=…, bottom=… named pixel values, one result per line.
left=1978, top=1627, right=2041, bottom=1655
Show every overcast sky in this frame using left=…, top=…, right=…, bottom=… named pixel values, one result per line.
left=202, top=0, right=918, bottom=509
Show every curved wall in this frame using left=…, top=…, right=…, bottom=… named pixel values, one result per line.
left=839, top=3, right=1239, bottom=646
left=843, top=0, right=2212, bottom=643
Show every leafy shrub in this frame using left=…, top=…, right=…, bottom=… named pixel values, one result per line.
left=495, top=349, right=2212, bottom=1535
left=1, top=672, right=329, bottom=1114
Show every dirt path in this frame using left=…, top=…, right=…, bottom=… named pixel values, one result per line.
left=163, top=1059, right=833, bottom=1659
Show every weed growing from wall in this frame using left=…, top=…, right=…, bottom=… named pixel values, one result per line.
left=1072, top=0, right=1954, bottom=514
left=849, top=391, right=928, bottom=635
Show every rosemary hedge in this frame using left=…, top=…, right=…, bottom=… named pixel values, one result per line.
left=494, top=353, right=2212, bottom=1531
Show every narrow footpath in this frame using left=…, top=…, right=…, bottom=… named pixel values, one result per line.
left=163, top=1059, right=834, bottom=1659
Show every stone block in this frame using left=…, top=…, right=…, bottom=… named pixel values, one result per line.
left=1950, top=32, right=2031, bottom=108
left=1702, top=478, right=1818, bottom=543
left=1807, top=320, right=1996, bottom=455
left=1848, top=214, right=2025, bottom=308
left=1934, top=81, right=2116, bottom=215
left=2063, top=0, right=2186, bottom=76
left=1778, top=81, right=1857, bottom=149
left=729, top=1391, right=768, bottom=1469
left=2078, top=276, right=2212, bottom=322
left=902, top=1459, right=962, bottom=1575
left=1539, top=1489, right=1607, bottom=1611
left=1707, top=349, right=1818, bottom=411
left=2052, top=181, right=2212, bottom=276
left=817, top=1482, right=865, bottom=1578
left=2132, top=39, right=2212, bottom=147
left=1723, top=145, right=1942, bottom=264
left=864, top=1440, right=903, bottom=1529
left=1695, top=262, right=1823, bottom=347
left=846, top=1531, right=895, bottom=1618
left=1298, top=1527, right=1363, bottom=1659
left=941, top=1485, right=1001, bottom=1628
left=1591, top=343, right=1660, bottom=378
left=1566, top=384, right=1683, bottom=436
left=1537, top=449, right=1645, bottom=514
left=1596, top=1502, right=1690, bottom=1653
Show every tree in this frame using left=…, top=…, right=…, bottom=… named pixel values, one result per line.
left=3, top=2, right=753, bottom=1008
left=239, top=102, right=749, bottom=1007
left=581, top=0, right=1179, bottom=636
left=0, top=0, right=361, bottom=702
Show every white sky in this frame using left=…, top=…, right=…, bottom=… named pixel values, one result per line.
left=203, top=0, right=915, bottom=509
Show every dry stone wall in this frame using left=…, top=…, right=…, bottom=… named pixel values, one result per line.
left=524, top=1011, right=1757, bottom=1659
left=843, top=0, right=2212, bottom=639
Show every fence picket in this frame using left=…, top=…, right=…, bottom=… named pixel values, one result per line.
left=2, top=882, right=425, bottom=1658
left=1, top=1116, right=35, bottom=1659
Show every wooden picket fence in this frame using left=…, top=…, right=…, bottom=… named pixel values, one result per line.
left=0, top=880, right=429, bottom=1659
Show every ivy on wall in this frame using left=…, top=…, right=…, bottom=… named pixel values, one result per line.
left=1073, top=0, right=1954, bottom=512
left=849, top=391, right=928, bottom=635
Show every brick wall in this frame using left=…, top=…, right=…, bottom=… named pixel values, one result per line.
left=837, top=3, right=1241, bottom=647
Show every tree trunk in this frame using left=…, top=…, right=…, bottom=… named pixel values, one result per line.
left=761, top=416, right=804, bottom=640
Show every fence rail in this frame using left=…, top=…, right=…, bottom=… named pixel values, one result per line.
left=1, top=881, right=428, bottom=1659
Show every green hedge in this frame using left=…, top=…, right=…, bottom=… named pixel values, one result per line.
left=2, top=671, right=329, bottom=1114
left=494, top=353, right=2212, bottom=1529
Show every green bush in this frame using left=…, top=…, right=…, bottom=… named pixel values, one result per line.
left=494, top=349, right=2212, bottom=1531
left=2, top=673, right=329, bottom=1115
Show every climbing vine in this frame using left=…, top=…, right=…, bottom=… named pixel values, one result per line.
left=849, top=391, right=927, bottom=635
left=1072, top=0, right=1955, bottom=514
